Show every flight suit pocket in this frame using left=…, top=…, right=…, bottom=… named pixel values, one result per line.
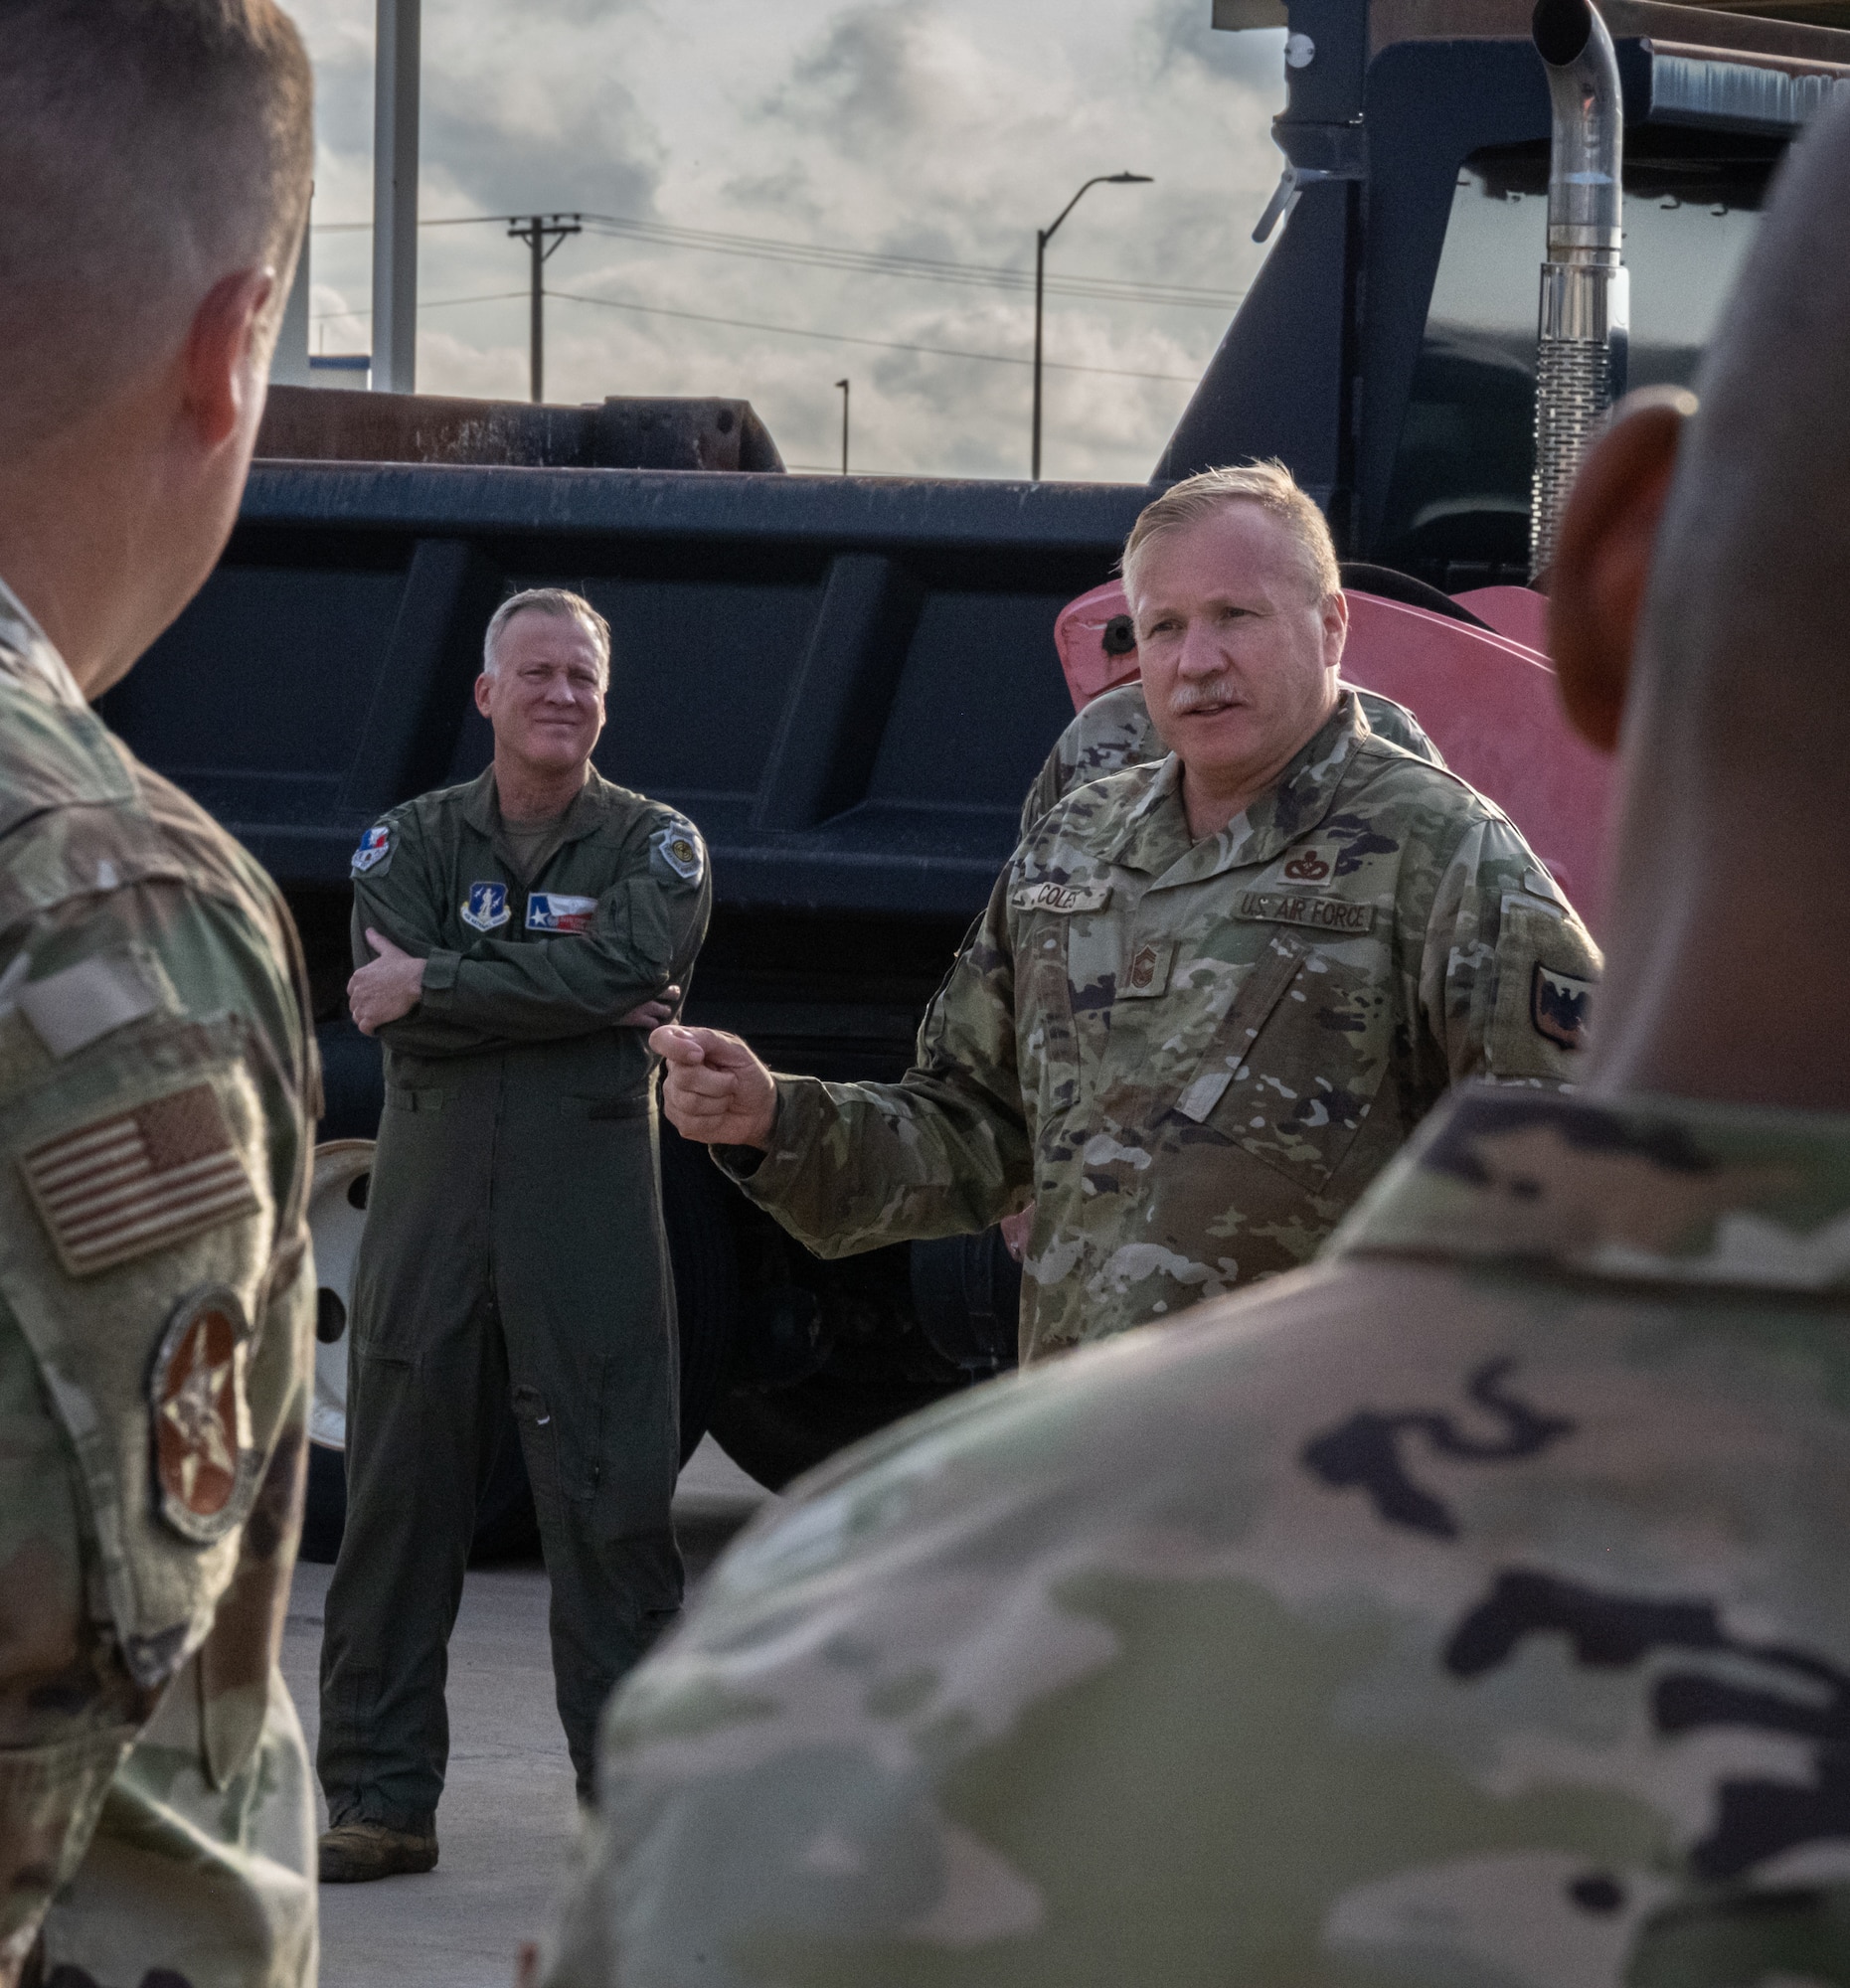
left=625, top=879, right=674, bottom=974
left=1181, top=932, right=1395, bottom=1191
left=384, top=1083, right=445, bottom=1115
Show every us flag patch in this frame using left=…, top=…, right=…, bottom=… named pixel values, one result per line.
left=20, top=1082, right=259, bottom=1277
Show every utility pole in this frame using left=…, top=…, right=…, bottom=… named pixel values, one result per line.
left=508, top=214, right=583, bottom=404
left=372, top=0, right=420, bottom=393
left=1032, top=171, right=1151, bottom=481
left=835, top=378, right=850, bottom=474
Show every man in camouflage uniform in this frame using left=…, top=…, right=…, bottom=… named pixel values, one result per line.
left=537, top=92, right=1850, bottom=1987
left=0, top=6, right=317, bottom=1984
left=316, top=589, right=711, bottom=1881
left=656, top=464, right=1598, bottom=1361
left=1019, top=672, right=1443, bottom=839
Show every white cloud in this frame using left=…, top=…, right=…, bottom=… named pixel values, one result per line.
left=289, top=0, right=1287, bottom=480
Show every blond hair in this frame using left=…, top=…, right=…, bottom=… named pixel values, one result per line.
left=483, top=588, right=613, bottom=681
left=1121, top=461, right=1341, bottom=609
left=0, top=0, right=314, bottom=450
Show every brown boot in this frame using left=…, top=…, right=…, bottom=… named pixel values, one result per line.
left=317, top=1818, right=438, bottom=1883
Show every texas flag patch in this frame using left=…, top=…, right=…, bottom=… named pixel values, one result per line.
left=350, top=825, right=392, bottom=876
left=527, top=893, right=597, bottom=934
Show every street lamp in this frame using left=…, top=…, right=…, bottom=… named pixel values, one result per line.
left=1033, top=171, right=1152, bottom=481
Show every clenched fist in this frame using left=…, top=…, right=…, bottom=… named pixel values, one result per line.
left=650, top=1025, right=778, bottom=1149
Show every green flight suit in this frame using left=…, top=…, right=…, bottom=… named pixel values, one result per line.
left=316, top=766, right=711, bottom=1820
left=0, top=580, right=320, bottom=1987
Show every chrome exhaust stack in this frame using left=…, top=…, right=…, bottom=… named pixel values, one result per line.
left=1529, top=0, right=1627, bottom=580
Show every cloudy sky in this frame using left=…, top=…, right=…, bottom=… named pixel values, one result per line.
left=292, top=0, right=1289, bottom=480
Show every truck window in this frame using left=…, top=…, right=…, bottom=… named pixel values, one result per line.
left=1376, top=131, right=1779, bottom=589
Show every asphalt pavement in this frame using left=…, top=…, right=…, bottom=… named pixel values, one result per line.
left=281, top=1436, right=772, bottom=1988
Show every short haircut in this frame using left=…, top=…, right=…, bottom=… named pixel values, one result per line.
left=483, top=589, right=613, bottom=681
left=0, top=0, right=314, bottom=452
left=1122, top=461, right=1341, bottom=609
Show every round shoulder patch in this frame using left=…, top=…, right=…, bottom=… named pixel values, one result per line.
left=650, top=817, right=706, bottom=887
left=151, top=1285, right=258, bottom=1545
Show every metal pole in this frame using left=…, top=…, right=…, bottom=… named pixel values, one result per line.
left=835, top=378, right=850, bottom=473
left=1032, top=231, right=1046, bottom=482
left=1030, top=173, right=1150, bottom=482
left=530, top=223, right=545, bottom=404
left=371, top=0, right=420, bottom=393
left=508, top=215, right=580, bottom=407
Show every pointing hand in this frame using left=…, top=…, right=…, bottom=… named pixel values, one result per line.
left=650, top=1025, right=777, bottom=1149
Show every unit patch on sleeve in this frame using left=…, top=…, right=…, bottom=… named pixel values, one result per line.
left=527, top=892, right=598, bottom=934
left=150, top=1284, right=257, bottom=1544
left=650, top=820, right=706, bottom=887
left=461, top=882, right=510, bottom=932
left=351, top=825, right=392, bottom=877
left=20, top=1080, right=260, bottom=1277
left=1532, top=961, right=1596, bottom=1051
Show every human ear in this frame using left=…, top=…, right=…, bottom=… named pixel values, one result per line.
left=1321, top=585, right=1350, bottom=670
left=182, top=267, right=276, bottom=451
left=473, top=672, right=495, bottom=720
left=1549, top=387, right=1694, bottom=752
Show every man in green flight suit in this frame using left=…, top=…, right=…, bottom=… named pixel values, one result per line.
left=316, top=587, right=711, bottom=1882
left=0, top=6, right=319, bottom=1985
left=656, top=462, right=1599, bottom=1362
left=541, top=92, right=1850, bottom=1988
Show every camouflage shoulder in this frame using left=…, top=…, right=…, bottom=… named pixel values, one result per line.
left=0, top=705, right=292, bottom=957
left=1353, top=689, right=1444, bottom=768
left=1015, top=756, right=1163, bottom=875
left=0, top=676, right=135, bottom=840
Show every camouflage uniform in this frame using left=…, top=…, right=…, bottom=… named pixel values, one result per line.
left=1018, top=678, right=1444, bottom=839
left=0, top=581, right=319, bottom=1986
left=544, top=1079, right=1850, bottom=1987
left=724, top=693, right=1599, bottom=1362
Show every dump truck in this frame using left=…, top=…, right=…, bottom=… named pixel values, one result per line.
left=97, top=0, right=1850, bottom=1550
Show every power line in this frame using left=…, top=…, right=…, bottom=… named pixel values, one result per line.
left=546, top=288, right=1203, bottom=383
left=310, top=209, right=1245, bottom=310
left=312, top=281, right=1205, bottom=384
left=311, top=287, right=526, bottom=324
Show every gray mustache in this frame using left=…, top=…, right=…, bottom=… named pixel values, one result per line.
left=1168, top=682, right=1244, bottom=715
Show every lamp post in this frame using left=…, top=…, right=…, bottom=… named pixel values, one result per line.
left=1032, top=171, right=1151, bottom=481
left=835, top=378, right=850, bottom=474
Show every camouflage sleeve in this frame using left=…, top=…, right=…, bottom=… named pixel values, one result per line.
left=1416, top=811, right=1602, bottom=1083
left=369, top=815, right=712, bottom=1056
left=719, top=882, right=1031, bottom=1255
left=0, top=877, right=314, bottom=1962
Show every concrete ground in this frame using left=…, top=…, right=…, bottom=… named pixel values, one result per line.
left=281, top=1437, right=771, bottom=1988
